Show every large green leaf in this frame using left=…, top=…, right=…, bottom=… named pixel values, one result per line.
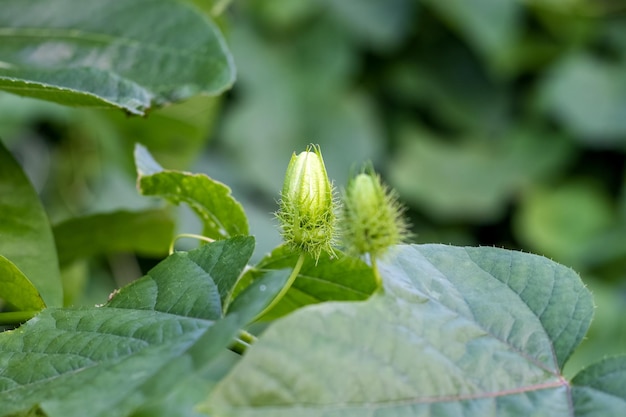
left=205, top=244, right=593, bottom=416
left=135, top=144, right=249, bottom=240
left=234, top=245, right=377, bottom=320
left=0, top=140, right=62, bottom=307
left=572, top=356, right=626, bottom=417
left=0, top=0, right=234, bottom=115
left=0, top=237, right=252, bottom=417
left=53, top=209, right=175, bottom=266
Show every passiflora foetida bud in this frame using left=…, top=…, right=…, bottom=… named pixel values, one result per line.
left=342, top=166, right=409, bottom=258
left=277, top=144, right=337, bottom=261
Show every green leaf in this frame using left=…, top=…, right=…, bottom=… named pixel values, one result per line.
left=0, top=237, right=251, bottom=417
left=421, top=0, right=522, bottom=70
left=186, top=236, right=255, bottom=310
left=539, top=53, right=626, bottom=143
left=513, top=181, right=615, bottom=267
left=0, top=255, right=45, bottom=312
left=235, top=245, right=377, bottom=320
left=135, top=144, right=249, bottom=240
left=125, top=320, right=242, bottom=417
left=389, top=126, right=573, bottom=221
left=0, top=0, right=234, bottom=115
left=322, top=0, right=415, bottom=49
left=108, top=236, right=255, bottom=317
left=0, top=140, right=62, bottom=307
left=572, top=356, right=626, bottom=417
left=53, top=209, right=175, bottom=266
left=205, top=244, right=593, bottom=416
left=227, top=269, right=293, bottom=324
left=0, top=307, right=211, bottom=417
left=107, top=95, right=221, bottom=170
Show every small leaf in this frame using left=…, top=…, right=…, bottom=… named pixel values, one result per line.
left=235, top=245, right=377, bottom=320
left=205, top=244, right=593, bottom=416
left=135, top=144, right=249, bottom=240
left=0, top=139, right=62, bottom=307
left=0, top=0, right=235, bottom=115
left=0, top=255, right=45, bottom=312
left=186, top=236, right=255, bottom=310
left=107, top=252, right=222, bottom=320
left=108, top=236, right=255, bottom=318
left=572, top=356, right=626, bottom=417
left=53, top=209, right=175, bottom=266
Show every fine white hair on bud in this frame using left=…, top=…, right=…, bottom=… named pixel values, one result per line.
left=276, top=144, right=337, bottom=261
left=341, top=165, right=409, bottom=258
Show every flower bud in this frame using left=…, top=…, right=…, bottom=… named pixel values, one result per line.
left=277, top=145, right=336, bottom=260
left=342, top=167, right=409, bottom=257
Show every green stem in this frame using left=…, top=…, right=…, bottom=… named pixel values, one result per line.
left=169, top=233, right=215, bottom=254
left=227, top=330, right=258, bottom=355
left=238, top=329, right=257, bottom=345
left=228, top=337, right=250, bottom=355
left=254, top=252, right=306, bottom=321
left=0, top=310, right=38, bottom=325
left=370, top=255, right=383, bottom=291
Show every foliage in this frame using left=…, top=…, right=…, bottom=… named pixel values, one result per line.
left=1, top=0, right=626, bottom=416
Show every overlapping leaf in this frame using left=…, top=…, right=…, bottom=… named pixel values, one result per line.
left=234, top=245, right=377, bottom=320
left=205, top=244, right=594, bottom=416
left=0, top=256, right=45, bottom=313
left=0, top=0, right=234, bottom=115
left=0, top=140, right=62, bottom=307
left=0, top=237, right=254, bottom=417
left=572, top=356, right=626, bottom=417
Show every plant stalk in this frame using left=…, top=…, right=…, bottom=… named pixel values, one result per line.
left=370, top=256, right=383, bottom=291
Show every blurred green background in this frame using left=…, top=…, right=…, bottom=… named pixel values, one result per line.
left=1, top=0, right=626, bottom=375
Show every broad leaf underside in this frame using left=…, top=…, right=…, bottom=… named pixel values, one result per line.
left=206, top=244, right=594, bottom=416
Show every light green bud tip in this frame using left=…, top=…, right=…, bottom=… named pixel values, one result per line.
left=342, top=167, right=409, bottom=258
left=277, top=144, right=336, bottom=260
